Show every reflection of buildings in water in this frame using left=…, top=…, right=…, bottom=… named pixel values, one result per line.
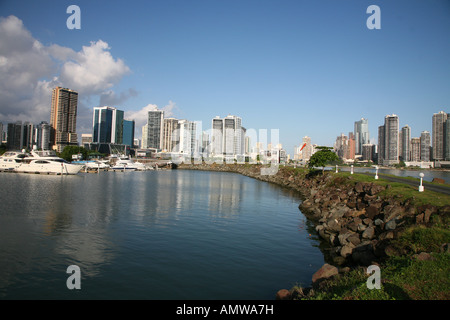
left=48, top=175, right=116, bottom=277
left=156, top=171, right=198, bottom=220
left=54, top=228, right=114, bottom=278
left=135, top=171, right=245, bottom=223
left=155, top=172, right=180, bottom=218
left=79, top=172, right=118, bottom=224
left=208, top=173, right=243, bottom=217
left=131, top=171, right=181, bottom=225
left=43, top=208, right=72, bottom=236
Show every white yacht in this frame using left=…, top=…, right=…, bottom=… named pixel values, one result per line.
left=0, top=150, right=83, bottom=175
left=0, top=151, right=27, bottom=171
left=85, top=160, right=110, bottom=170
left=111, top=156, right=148, bottom=171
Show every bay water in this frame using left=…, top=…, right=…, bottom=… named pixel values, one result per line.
left=0, top=170, right=324, bottom=299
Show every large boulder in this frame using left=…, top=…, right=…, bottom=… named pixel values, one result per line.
left=362, top=227, right=375, bottom=240
left=352, top=242, right=377, bottom=265
left=326, top=218, right=342, bottom=233
left=365, top=183, right=386, bottom=196
left=366, top=205, right=381, bottom=220
left=275, top=289, right=291, bottom=300
left=383, top=204, right=405, bottom=222
left=312, top=264, right=339, bottom=284
left=385, top=219, right=397, bottom=231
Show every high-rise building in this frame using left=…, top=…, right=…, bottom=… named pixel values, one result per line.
left=6, top=121, right=23, bottom=150
left=189, top=121, right=198, bottom=157
left=420, top=131, right=431, bottom=162
left=112, top=109, right=124, bottom=144
left=354, top=118, right=369, bottom=155
left=201, top=131, right=210, bottom=156
left=92, top=106, right=127, bottom=144
left=22, top=122, right=34, bottom=150
left=334, top=133, right=354, bottom=160
left=0, top=122, right=3, bottom=143
left=362, top=144, right=376, bottom=162
left=145, top=109, right=164, bottom=150
left=377, top=125, right=385, bottom=164
left=244, top=136, right=251, bottom=155
left=50, top=87, right=78, bottom=152
left=211, top=117, right=223, bottom=156
left=122, top=120, right=135, bottom=147
left=224, top=115, right=243, bottom=156
left=348, top=132, right=355, bottom=160
left=432, top=111, right=448, bottom=161
left=141, top=124, right=148, bottom=149
left=446, top=118, right=450, bottom=161
left=34, top=121, right=51, bottom=150
left=400, top=125, right=411, bottom=162
left=174, top=119, right=197, bottom=155
left=93, top=106, right=114, bottom=143
left=410, top=137, right=421, bottom=162
left=379, top=114, right=399, bottom=165
left=300, top=136, right=313, bottom=161
left=162, top=118, right=180, bottom=152
left=211, top=115, right=244, bottom=158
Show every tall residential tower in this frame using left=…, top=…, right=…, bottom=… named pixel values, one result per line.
left=211, top=115, right=244, bottom=158
left=50, top=87, right=78, bottom=152
left=432, top=111, right=448, bottom=161
left=378, top=114, right=399, bottom=165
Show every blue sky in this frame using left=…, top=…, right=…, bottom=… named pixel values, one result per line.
left=0, top=0, right=449, bottom=155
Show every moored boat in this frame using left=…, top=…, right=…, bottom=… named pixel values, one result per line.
left=0, top=150, right=83, bottom=175
left=111, top=156, right=148, bottom=171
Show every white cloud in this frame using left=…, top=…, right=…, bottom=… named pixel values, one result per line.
left=0, top=15, right=132, bottom=132
left=59, top=40, right=131, bottom=95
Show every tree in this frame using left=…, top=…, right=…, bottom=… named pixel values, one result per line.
left=59, top=146, right=88, bottom=162
left=308, top=146, right=339, bottom=174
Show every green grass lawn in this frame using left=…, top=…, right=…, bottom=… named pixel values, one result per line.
left=332, top=171, right=450, bottom=207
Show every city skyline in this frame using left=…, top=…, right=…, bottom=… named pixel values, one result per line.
left=0, top=1, right=449, bottom=156
left=1, top=92, right=449, bottom=160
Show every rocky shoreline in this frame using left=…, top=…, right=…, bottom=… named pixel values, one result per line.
left=176, top=163, right=449, bottom=299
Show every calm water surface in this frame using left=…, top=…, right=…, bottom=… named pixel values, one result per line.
left=0, top=170, right=323, bottom=299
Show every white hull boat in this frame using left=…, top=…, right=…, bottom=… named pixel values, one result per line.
left=111, top=157, right=148, bottom=171
left=0, top=150, right=83, bottom=175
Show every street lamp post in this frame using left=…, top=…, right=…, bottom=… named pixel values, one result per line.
left=375, top=166, right=379, bottom=180
left=419, top=173, right=424, bottom=192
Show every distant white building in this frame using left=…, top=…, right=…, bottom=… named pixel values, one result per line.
left=211, top=115, right=245, bottom=160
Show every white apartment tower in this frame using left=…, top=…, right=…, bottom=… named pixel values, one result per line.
left=211, top=115, right=244, bottom=158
